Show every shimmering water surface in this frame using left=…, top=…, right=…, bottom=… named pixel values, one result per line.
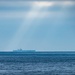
left=0, top=52, right=75, bottom=75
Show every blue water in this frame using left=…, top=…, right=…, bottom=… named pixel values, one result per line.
left=0, top=52, right=75, bottom=75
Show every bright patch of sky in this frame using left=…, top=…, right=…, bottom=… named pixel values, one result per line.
left=0, top=1, right=75, bottom=51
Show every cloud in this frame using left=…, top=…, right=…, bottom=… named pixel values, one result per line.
left=0, top=1, right=75, bottom=8
left=33, top=1, right=55, bottom=7
left=0, top=1, right=32, bottom=7
left=0, top=1, right=54, bottom=19
left=0, top=1, right=75, bottom=18
left=63, top=1, right=75, bottom=6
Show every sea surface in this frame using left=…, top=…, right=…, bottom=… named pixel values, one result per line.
left=0, top=52, right=75, bottom=75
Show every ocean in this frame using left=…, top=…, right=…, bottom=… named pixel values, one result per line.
left=0, top=52, right=75, bottom=75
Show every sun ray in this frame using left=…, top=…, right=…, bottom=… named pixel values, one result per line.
left=5, top=1, right=54, bottom=50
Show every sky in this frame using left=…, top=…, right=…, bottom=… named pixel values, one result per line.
left=0, top=0, right=75, bottom=51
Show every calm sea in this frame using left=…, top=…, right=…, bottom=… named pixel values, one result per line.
left=0, top=52, right=75, bottom=75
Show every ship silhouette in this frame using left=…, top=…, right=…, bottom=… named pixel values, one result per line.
left=13, top=48, right=36, bottom=52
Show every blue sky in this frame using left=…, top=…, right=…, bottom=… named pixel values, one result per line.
left=0, top=1, right=75, bottom=51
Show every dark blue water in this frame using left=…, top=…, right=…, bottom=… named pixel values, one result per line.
left=0, top=52, right=75, bottom=75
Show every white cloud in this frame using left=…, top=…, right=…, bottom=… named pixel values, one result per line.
left=33, top=1, right=55, bottom=7
left=0, top=1, right=54, bottom=18
left=63, top=1, right=75, bottom=6
left=0, top=1, right=74, bottom=19
left=0, top=1, right=55, bottom=7
left=0, top=1, right=75, bottom=8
